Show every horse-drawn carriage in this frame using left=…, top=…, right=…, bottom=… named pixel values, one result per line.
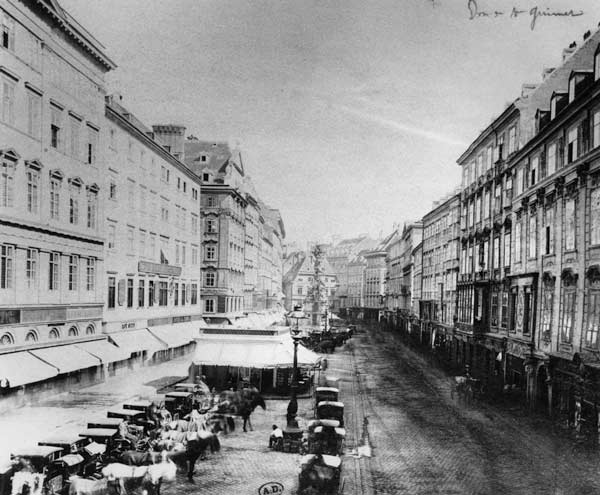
left=10, top=446, right=66, bottom=495
left=298, top=454, right=342, bottom=495
left=451, top=375, right=484, bottom=406
left=37, top=433, right=111, bottom=481
left=316, top=401, right=345, bottom=427
left=106, top=408, right=146, bottom=426
left=86, top=418, right=123, bottom=430
left=78, top=428, right=120, bottom=453
left=163, top=391, right=194, bottom=419
left=314, top=387, right=339, bottom=411
left=38, top=434, right=90, bottom=456
left=306, top=419, right=345, bottom=456
left=122, top=399, right=153, bottom=413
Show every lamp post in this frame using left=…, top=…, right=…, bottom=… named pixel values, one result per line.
left=287, top=305, right=306, bottom=427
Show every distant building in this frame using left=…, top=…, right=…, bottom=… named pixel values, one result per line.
left=362, top=233, right=397, bottom=321
left=421, top=192, right=461, bottom=326
left=282, top=250, right=337, bottom=324
left=347, top=251, right=369, bottom=318
left=183, top=139, right=285, bottom=322
left=326, top=235, right=378, bottom=313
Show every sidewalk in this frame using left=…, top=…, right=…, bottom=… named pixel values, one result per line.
left=0, top=355, right=192, bottom=465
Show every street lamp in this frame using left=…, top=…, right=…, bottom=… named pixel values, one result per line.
left=287, top=304, right=307, bottom=427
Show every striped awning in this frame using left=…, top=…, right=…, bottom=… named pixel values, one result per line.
left=75, top=339, right=131, bottom=363
left=30, top=345, right=101, bottom=374
left=0, top=351, right=58, bottom=387
left=108, top=329, right=167, bottom=356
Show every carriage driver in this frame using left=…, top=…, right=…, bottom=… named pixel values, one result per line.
left=269, top=424, right=284, bottom=448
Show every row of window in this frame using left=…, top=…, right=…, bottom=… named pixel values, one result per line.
left=108, top=177, right=199, bottom=231
left=105, top=222, right=208, bottom=265
left=0, top=157, right=99, bottom=228
left=461, top=191, right=597, bottom=276
left=106, top=277, right=199, bottom=309
left=0, top=69, right=99, bottom=163
left=109, top=133, right=200, bottom=202
left=0, top=324, right=96, bottom=345
left=0, top=244, right=96, bottom=291
left=462, top=128, right=517, bottom=188
left=458, top=278, right=600, bottom=350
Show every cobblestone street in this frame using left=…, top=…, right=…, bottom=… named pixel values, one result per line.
left=5, top=325, right=600, bottom=494
left=350, top=324, right=600, bottom=495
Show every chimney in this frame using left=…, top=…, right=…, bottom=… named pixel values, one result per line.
left=521, top=83, right=538, bottom=98
left=152, top=124, right=187, bottom=160
left=562, top=43, right=577, bottom=61
left=542, top=67, right=555, bottom=80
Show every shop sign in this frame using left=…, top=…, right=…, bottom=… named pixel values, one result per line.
left=138, top=261, right=182, bottom=277
left=148, top=317, right=170, bottom=327
left=507, top=341, right=528, bottom=358
left=21, top=307, right=66, bottom=323
left=173, top=315, right=191, bottom=324
left=0, top=309, right=20, bottom=326
left=66, top=306, right=102, bottom=320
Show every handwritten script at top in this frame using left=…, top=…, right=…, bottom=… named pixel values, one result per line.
left=467, top=0, right=584, bottom=30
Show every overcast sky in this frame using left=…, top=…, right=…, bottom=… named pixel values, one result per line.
left=61, top=0, right=599, bottom=244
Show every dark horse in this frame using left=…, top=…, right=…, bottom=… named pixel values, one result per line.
left=168, top=431, right=221, bottom=481
left=239, top=395, right=266, bottom=432
left=217, top=388, right=267, bottom=432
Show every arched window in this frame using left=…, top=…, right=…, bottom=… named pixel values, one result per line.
left=0, top=333, right=14, bottom=345
left=49, top=328, right=60, bottom=339
left=68, top=326, right=79, bottom=337
left=85, top=324, right=95, bottom=335
left=25, top=330, right=38, bottom=342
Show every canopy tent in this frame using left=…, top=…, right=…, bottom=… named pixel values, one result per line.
left=0, top=351, right=58, bottom=387
left=30, top=344, right=101, bottom=374
left=192, top=339, right=321, bottom=369
left=75, top=340, right=131, bottom=364
left=108, top=329, right=167, bottom=356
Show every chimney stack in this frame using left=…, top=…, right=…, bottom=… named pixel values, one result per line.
left=562, top=43, right=577, bottom=61
left=521, top=83, right=538, bottom=98
left=151, top=124, right=187, bottom=161
left=542, top=67, right=555, bottom=81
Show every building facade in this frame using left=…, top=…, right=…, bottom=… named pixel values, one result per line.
left=0, top=0, right=114, bottom=365
left=101, top=102, right=202, bottom=357
left=326, top=235, right=378, bottom=312
left=183, top=140, right=285, bottom=323
left=282, top=249, right=337, bottom=324
left=362, top=234, right=396, bottom=321
left=346, top=251, right=368, bottom=318
left=421, top=193, right=460, bottom=325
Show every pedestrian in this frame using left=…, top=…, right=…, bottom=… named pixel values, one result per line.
left=269, top=424, right=283, bottom=449
left=0, top=377, right=9, bottom=395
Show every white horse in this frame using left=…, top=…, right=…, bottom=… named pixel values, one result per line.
left=101, top=464, right=148, bottom=495
left=68, top=476, right=112, bottom=495
left=11, top=472, right=45, bottom=495
left=102, top=452, right=176, bottom=495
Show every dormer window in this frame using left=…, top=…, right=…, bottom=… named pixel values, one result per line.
left=202, top=173, right=209, bottom=182
left=551, top=96, right=558, bottom=119
left=569, top=76, right=576, bottom=103
left=595, top=45, right=600, bottom=81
